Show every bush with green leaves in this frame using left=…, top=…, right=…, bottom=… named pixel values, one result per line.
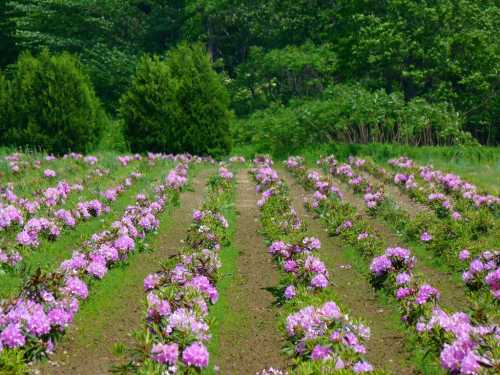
left=82, top=44, right=138, bottom=112
left=121, top=43, right=232, bottom=156
left=0, top=50, right=102, bottom=154
left=233, top=83, right=475, bottom=155
left=232, top=42, right=337, bottom=115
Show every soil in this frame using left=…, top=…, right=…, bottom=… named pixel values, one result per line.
left=216, top=170, right=289, bottom=374
left=33, top=167, right=213, bottom=375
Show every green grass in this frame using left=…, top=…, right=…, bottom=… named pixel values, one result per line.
left=204, top=193, right=239, bottom=375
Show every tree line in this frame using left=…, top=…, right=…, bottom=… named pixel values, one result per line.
left=1, top=0, right=499, bottom=149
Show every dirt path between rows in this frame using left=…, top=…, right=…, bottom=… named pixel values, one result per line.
left=280, top=169, right=415, bottom=374
left=321, top=171, right=470, bottom=313
left=216, top=169, right=289, bottom=374
left=34, top=167, right=213, bottom=375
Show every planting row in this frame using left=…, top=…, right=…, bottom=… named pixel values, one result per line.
left=387, top=156, right=499, bottom=210
left=0, top=159, right=199, bottom=368
left=285, top=157, right=499, bottom=375
left=252, top=157, right=383, bottom=375
left=114, top=165, right=235, bottom=374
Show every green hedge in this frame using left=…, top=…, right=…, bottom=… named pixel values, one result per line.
left=121, top=43, right=232, bottom=156
left=233, top=83, right=475, bottom=156
left=0, top=50, right=102, bottom=154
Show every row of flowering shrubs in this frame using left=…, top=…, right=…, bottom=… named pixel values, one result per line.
left=387, top=156, right=499, bottom=210
left=285, top=158, right=499, bottom=375
left=0, top=159, right=195, bottom=369
left=0, top=154, right=198, bottom=274
left=113, top=165, right=235, bottom=374
left=0, top=168, right=144, bottom=274
left=2, top=152, right=101, bottom=176
left=251, top=156, right=386, bottom=375
left=341, top=156, right=499, bottom=307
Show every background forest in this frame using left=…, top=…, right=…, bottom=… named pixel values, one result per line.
left=0, top=0, right=499, bottom=155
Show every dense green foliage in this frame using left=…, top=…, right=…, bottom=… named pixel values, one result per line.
left=1, top=0, right=499, bottom=148
left=0, top=50, right=101, bottom=154
left=121, top=44, right=232, bottom=156
left=231, top=43, right=337, bottom=115
left=234, top=84, right=474, bottom=155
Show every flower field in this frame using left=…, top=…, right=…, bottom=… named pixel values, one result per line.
left=0, top=151, right=498, bottom=375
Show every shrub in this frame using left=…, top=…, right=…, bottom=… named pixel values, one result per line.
left=121, top=43, right=232, bottom=156
left=233, top=83, right=474, bottom=155
left=1, top=50, right=101, bottom=154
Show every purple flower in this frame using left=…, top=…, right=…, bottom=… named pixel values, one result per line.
left=370, top=255, right=392, bottom=276
left=310, top=273, right=328, bottom=289
left=416, top=284, right=440, bottom=305
left=353, top=361, right=373, bottom=373
left=0, top=323, right=25, bottom=348
left=311, top=345, right=331, bottom=360
left=63, top=276, right=89, bottom=299
left=284, top=285, right=296, bottom=300
left=420, top=232, right=432, bottom=242
left=458, top=249, right=470, bottom=262
left=114, top=235, right=135, bottom=252
left=144, top=273, right=160, bottom=291
left=396, top=287, right=412, bottom=300
left=469, top=259, right=484, bottom=274
left=193, top=210, right=203, bottom=221
left=182, top=342, right=209, bottom=368
left=283, top=260, right=298, bottom=273
left=319, top=302, right=342, bottom=320
left=151, top=343, right=179, bottom=365
left=396, top=272, right=411, bottom=286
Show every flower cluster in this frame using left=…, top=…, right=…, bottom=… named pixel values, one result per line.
left=285, top=156, right=305, bottom=170
left=393, top=173, right=417, bottom=190
left=459, top=250, right=499, bottom=300
left=16, top=217, right=61, bottom=247
left=0, top=204, right=24, bottom=230
left=363, top=191, right=384, bottom=211
left=286, top=303, right=373, bottom=372
left=253, top=162, right=279, bottom=192
left=0, top=248, right=22, bottom=270
left=388, top=156, right=414, bottom=169
left=218, top=166, right=233, bottom=180
left=166, top=164, right=189, bottom=190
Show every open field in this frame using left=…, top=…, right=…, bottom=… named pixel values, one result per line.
left=0, top=150, right=498, bottom=375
